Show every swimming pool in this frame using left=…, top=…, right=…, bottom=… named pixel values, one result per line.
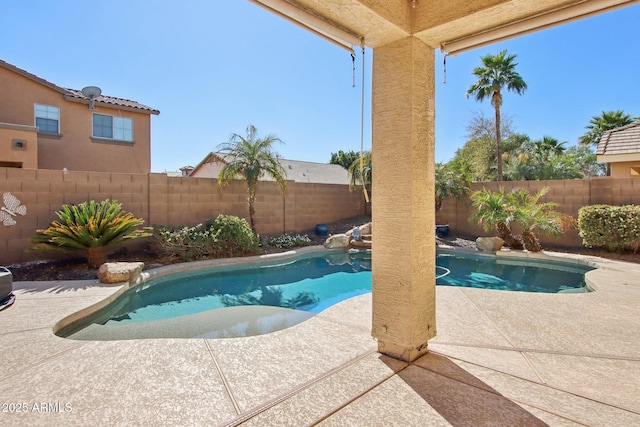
left=57, top=249, right=592, bottom=340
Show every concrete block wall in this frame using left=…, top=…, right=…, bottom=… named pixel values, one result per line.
left=0, top=167, right=364, bottom=263
left=436, top=177, right=640, bottom=249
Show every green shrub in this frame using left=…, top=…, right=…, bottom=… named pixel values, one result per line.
left=268, top=233, right=311, bottom=249
left=153, top=214, right=259, bottom=261
left=578, top=205, right=640, bottom=252
left=31, top=200, right=152, bottom=268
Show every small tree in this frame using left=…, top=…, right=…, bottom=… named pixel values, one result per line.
left=471, top=187, right=522, bottom=249
left=32, top=200, right=152, bottom=268
left=217, top=124, right=287, bottom=233
left=330, top=150, right=359, bottom=170
left=510, top=187, right=568, bottom=252
left=348, top=151, right=372, bottom=212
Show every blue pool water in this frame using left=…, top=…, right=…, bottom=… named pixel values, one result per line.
left=59, top=250, right=592, bottom=340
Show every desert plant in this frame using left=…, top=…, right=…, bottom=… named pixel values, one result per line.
left=470, top=187, right=522, bottom=249
left=31, top=200, right=151, bottom=268
left=268, top=233, right=311, bottom=249
left=509, top=187, right=568, bottom=252
left=578, top=205, right=640, bottom=252
left=152, top=214, right=259, bottom=261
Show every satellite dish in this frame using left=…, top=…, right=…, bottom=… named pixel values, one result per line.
left=81, top=86, right=102, bottom=110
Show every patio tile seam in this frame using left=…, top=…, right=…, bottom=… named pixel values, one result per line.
left=308, top=367, right=410, bottom=426
left=456, top=287, right=519, bottom=349
left=432, top=341, right=640, bottom=362
left=203, top=339, right=242, bottom=416
left=0, top=325, right=52, bottom=337
left=0, top=341, right=87, bottom=384
left=221, top=348, right=381, bottom=427
left=427, top=351, right=640, bottom=418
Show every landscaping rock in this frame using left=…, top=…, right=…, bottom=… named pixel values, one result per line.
left=476, top=237, right=504, bottom=253
left=324, top=234, right=350, bottom=249
left=98, top=262, right=144, bottom=285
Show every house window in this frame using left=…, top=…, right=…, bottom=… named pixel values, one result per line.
left=92, top=114, right=133, bottom=142
left=35, top=104, right=60, bottom=133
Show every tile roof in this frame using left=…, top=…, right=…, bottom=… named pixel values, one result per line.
left=190, top=152, right=351, bottom=185
left=0, top=59, right=159, bottom=115
left=597, top=120, right=640, bottom=156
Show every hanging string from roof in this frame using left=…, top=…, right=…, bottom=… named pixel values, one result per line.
left=358, top=39, right=370, bottom=203
left=443, top=54, right=447, bottom=84
left=351, top=52, right=356, bottom=88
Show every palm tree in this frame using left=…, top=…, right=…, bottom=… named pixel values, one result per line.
left=348, top=151, right=372, bottom=200
left=532, top=136, right=566, bottom=163
left=579, top=110, right=636, bottom=147
left=467, top=50, right=527, bottom=181
left=470, top=187, right=522, bottom=249
left=510, top=187, right=567, bottom=252
left=435, top=163, right=469, bottom=212
left=217, top=124, right=287, bottom=233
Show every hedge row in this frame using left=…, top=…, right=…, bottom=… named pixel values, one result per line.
left=577, top=205, right=640, bottom=252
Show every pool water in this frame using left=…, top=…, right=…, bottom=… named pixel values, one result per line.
left=59, top=250, right=592, bottom=340
left=436, top=253, right=592, bottom=293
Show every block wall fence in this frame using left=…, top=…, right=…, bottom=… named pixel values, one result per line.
left=0, top=167, right=365, bottom=264
left=436, top=177, right=640, bottom=249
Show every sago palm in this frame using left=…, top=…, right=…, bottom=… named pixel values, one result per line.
left=470, top=187, right=522, bottom=248
left=32, top=200, right=152, bottom=268
left=217, top=124, right=287, bottom=233
left=467, top=50, right=527, bottom=181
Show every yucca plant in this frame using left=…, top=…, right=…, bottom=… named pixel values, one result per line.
left=32, top=200, right=152, bottom=268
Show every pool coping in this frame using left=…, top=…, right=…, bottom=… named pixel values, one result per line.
left=53, top=244, right=624, bottom=339
left=3, top=245, right=639, bottom=425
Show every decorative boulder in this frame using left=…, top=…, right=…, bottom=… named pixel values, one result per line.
left=476, top=237, right=504, bottom=253
left=359, top=222, right=372, bottom=236
left=98, top=262, right=144, bottom=285
left=324, top=234, right=350, bottom=249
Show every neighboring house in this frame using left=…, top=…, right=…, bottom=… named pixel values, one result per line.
left=0, top=59, right=159, bottom=173
left=187, top=152, right=351, bottom=185
left=596, top=120, right=640, bottom=178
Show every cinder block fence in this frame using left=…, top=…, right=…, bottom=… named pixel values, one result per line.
left=0, top=167, right=365, bottom=263
left=436, top=177, right=640, bottom=249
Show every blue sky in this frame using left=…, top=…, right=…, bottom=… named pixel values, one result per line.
left=1, top=1, right=638, bottom=172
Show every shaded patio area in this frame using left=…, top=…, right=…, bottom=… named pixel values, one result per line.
left=0, top=249, right=638, bottom=426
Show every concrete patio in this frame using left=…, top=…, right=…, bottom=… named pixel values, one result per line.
left=0, top=249, right=639, bottom=426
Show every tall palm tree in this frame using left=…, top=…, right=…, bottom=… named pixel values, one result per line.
left=467, top=50, right=527, bottom=181
left=532, top=136, right=566, bottom=163
left=217, top=124, right=287, bottom=233
left=579, top=110, right=636, bottom=147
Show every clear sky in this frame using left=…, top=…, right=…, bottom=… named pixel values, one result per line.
left=1, top=1, right=638, bottom=172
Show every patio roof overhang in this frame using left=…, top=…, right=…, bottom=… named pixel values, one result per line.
left=249, top=0, right=639, bottom=53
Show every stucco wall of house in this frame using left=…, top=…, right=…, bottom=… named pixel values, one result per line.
left=610, top=161, right=640, bottom=178
left=0, top=167, right=365, bottom=264
left=0, top=66, right=152, bottom=174
left=0, top=123, right=38, bottom=168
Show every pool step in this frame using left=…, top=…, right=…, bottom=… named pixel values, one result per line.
left=226, top=350, right=407, bottom=426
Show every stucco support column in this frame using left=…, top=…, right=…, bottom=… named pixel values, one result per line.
left=371, top=36, right=436, bottom=362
